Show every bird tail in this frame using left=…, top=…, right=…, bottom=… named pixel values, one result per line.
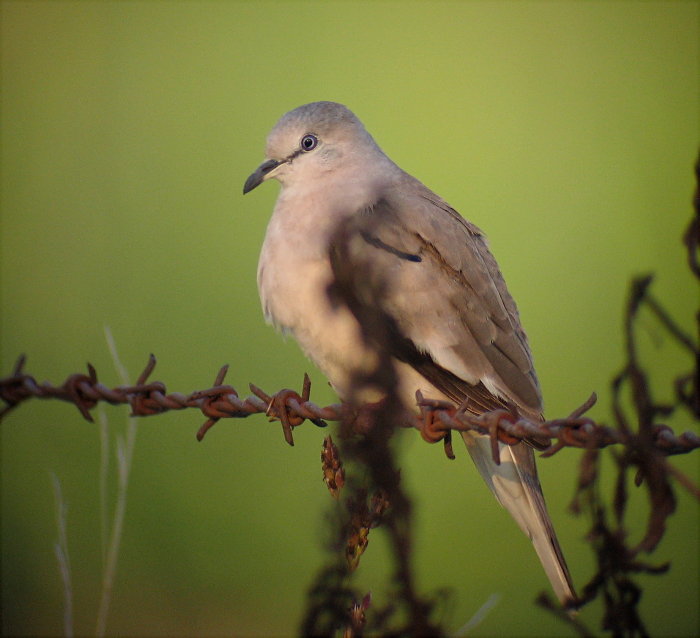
left=461, top=432, right=577, bottom=608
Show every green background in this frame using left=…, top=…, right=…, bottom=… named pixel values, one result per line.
left=2, top=1, right=698, bottom=636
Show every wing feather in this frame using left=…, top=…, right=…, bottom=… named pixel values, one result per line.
left=330, top=177, right=542, bottom=418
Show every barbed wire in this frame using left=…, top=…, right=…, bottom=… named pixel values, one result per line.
left=1, top=353, right=698, bottom=466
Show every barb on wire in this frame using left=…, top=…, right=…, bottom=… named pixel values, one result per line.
left=1, top=355, right=698, bottom=464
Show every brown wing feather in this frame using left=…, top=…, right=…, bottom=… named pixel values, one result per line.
left=330, top=183, right=542, bottom=419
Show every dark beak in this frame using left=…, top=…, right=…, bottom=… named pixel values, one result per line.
left=243, top=158, right=281, bottom=194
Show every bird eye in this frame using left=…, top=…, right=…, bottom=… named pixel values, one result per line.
left=300, top=134, right=318, bottom=151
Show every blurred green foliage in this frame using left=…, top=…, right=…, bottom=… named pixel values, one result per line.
left=1, top=2, right=697, bottom=636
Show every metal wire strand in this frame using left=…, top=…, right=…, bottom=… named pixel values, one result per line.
left=1, top=355, right=697, bottom=461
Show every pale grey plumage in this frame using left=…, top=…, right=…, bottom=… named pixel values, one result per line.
left=244, top=101, right=576, bottom=606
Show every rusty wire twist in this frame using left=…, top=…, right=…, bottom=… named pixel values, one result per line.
left=1, top=354, right=698, bottom=464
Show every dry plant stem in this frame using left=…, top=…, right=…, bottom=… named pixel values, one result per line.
left=95, top=328, right=139, bottom=638
left=51, top=473, right=74, bottom=638
left=452, top=593, right=501, bottom=637
left=350, top=399, right=438, bottom=635
left=537, top=161, right=699, bottom=635
left=329, top=229, right=445, bottom=636
left=98, top=407, right=110, bottom=569
left=662, top=458, right=700, bottom=500
left=559, top=268, right=697, bottom=633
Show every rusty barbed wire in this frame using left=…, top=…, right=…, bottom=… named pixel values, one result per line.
left=1, top=354, right=698, bottom=465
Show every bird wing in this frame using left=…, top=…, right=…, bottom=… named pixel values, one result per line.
left=327, top=175, right=577, bottom=606
left=329, top=173, right=542, bottom=418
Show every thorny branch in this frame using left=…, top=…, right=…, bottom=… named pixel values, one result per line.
left=535, top=158, right=700, bottom=638
left=548, top=272, right=696, bottom=638
left=302, top=226, right=448, bottom=637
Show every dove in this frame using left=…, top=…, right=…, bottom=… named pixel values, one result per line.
left=244, top=101, right=576, bottom=606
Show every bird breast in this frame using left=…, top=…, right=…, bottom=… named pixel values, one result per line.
left=257, top=193, right=380, bottom=399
